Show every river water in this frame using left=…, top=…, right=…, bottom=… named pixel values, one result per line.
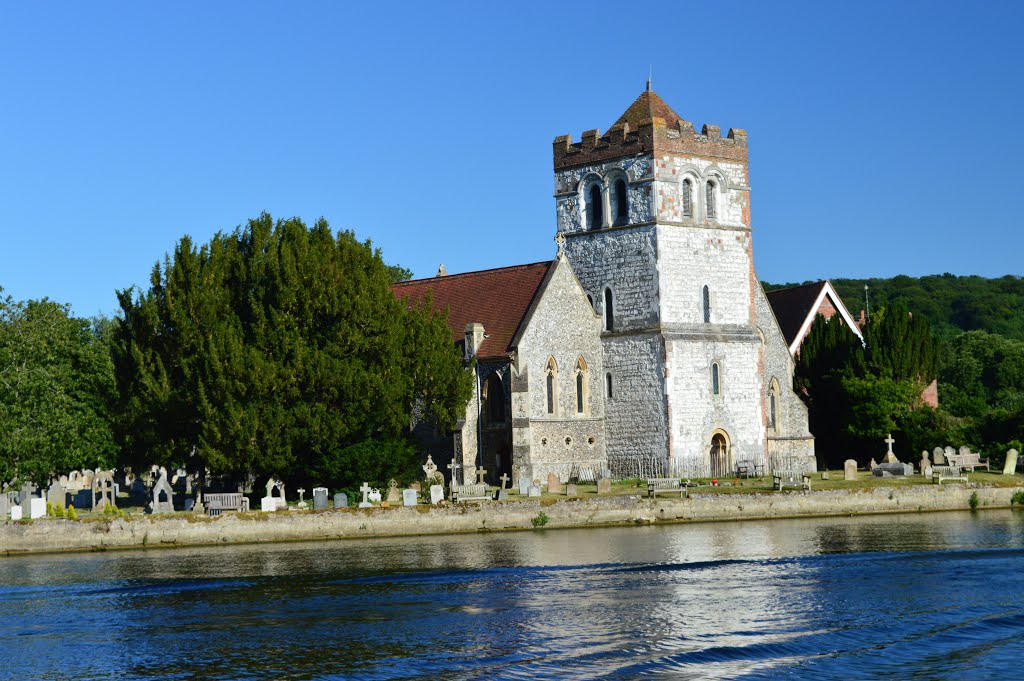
left=1, top=510, right=1023, bottom=680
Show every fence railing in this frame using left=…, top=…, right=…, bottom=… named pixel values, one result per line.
left=608, top=452, right=812, bottom=480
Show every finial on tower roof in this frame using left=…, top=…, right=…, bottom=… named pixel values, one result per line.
left=647, top=65, right=652, bottom=91
left=436, top=263, right=448, bottom=277
left=554, top=232, right=566, bottom=256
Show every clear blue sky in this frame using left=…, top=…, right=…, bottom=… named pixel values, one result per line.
left=2, top=2, right=1021, bottom=318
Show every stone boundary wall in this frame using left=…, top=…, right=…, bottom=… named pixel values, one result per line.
left=1, top=485, right=1021, bottom=556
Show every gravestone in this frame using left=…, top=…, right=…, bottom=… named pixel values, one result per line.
left=92, top=471, right=116, bottom=511
left=183, top=498, right=195, bottom=512
left=869, top=458, right=878, bottom=470
left=367, top=488, right=382, bottom=504
left=959, top=445, right=972, bottom=457
left=596, top=477, right=611, bottom=495
left=518, top=477, right=530, bottom=495
left=565, top=483, right=578, bottom=497
left=334, top=493, right=348, bottom=508
left=429, top=485, right=444, bottom=505
left=47, top=480, right=66, bottom=511
left=882, top=434, right=898, bottom=464
left=20, top=482, right=37, bottom=506
left=820, top=471, right=830, bottom=480
left=152, top=470, right=175, bottom=514
left=29, top=497, right=46, bottom=519
left=844, top=459, right=857, bottom=481
left=409, top=482, right=421, bottom=493
left=313, top=487, right=329, bottom=511
left=358, top=482, right=373, bottom=508
left=296, top=488, right=307, bottom=509
left=402, top=489, right=418, bottom=507
left=499, top=474, right=509, bottom=490
left=944, top=446, right=955, bottom=462
left=260, top=496, right=277, bottom=512
left=0, top=494, right=9, bottom=518
left=1003, top=449, right=1019, bottom=475
left=933, top=447, right=945, bottom=465
left=527, top=484, right=541, bottom=498
left=546, top=473, right=562, bottom=495
left=10, top=505, right=22, bottom=521
left=66, top=471, right=82, bottom=492
left=422, top=455, right=438, bottom=482
left=496, top=488, right=508, bottom=501
left=872, top=462, right=913, bottom=477
left=265, top=477, right=287, bottom=510
left=476, top=468, right=488, bottom=485
left=446, top=460, right=462, bottom=487
left=386, top=479, right=401, bottom=504
left=920, top=452, right=932, bottom=477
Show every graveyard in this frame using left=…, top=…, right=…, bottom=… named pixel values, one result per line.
left=0, top=442, right=1022, bottom=555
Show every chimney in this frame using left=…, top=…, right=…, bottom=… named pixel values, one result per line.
left=464, top=322, right=485, bottom=360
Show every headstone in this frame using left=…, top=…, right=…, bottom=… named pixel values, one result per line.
left=959, top=445, right=972, bottom=457
left=429, top=485, right=444, bottom=505
left=933, top=447, right=945, bottom=465
left=496, top=488, right=508, bottom=501
left=422, top=455, right=438, bottom=482
left=386, top=479, right=401, bottom=504
left=869, top=458, right=878, bottom=470
left=152, top=470, right=175, bottom=514
left=872, top=462, right=913, bottom=477
left=499, top=474, right=509, bottom=490
left=409, top=482, right=421, bottom=493
left=368, top=488, right=382, bottom=504
left=476, top=467, right=488, bottom=485
left=296, top=488, right=307, bottom=509
left=844, top=459, right=857, bottom=481
left=261, top=496, right=277, bottom=512
left=546, top=472, right=562, bottom=495
left=883, top=434, right=898, bottom=464
left=944, top=446, right=955, bottom=461
left=29, top=498, right=46, bottom=519
left=66, top=471, right=82, bottom=492
left=1003, top=449, right=1019, bottom=476
left=565, top=483, right=578, bottom=497
left=920, top=451, right=932, bottom=477
left=358, top=482, right=373, bottom=508
left=92, top=471, right=116, bottom=511
left=47, top=480, right=66, bottom=511
left=596, top=477, right=611, bottom=495
left=402, top=489, right=418, bottom=507
left=10, top=505, right=22, bottom=521
left=0, top=494, right=9, bottom=518
left=820, top=471, right=830, bottom=480
left=527, top=484, right=541, bottom=498
left=334, top=493, right=348, bottom=508
left=313, top=487, right=329, bottom=510
left=183, top=498, right=195, bottom=512
left=518, top=477, right=530, bottom=495
left=265, top=477, right=287, bottom=510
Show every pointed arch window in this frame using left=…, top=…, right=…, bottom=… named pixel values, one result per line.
left=483, top=373, right=505, bottom=425
left=712, top=362, right=721, bottom=396
left=682, top=178, right=693, bottom=218
left=703, top=285, right=711, bottom=324
left=614, top=179, right=628, bottom=225
left=606, top=373, right=613, bottom=400
left=588, top=184, right=603, bottom=230
left=604, top=288, right=614, bottom=332
left=768, top=379, right=780, bottom=430
left=545, top=357, right=558, bottom=415
left=706, top=180, right=717, bottom=220
left=575, top=357, right=589, bottom=415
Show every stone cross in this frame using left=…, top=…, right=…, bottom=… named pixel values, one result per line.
left=476, top=467, right=487, bottom=485
left=885, top=433, right=895, bottom=455
left=359, top=482, right=372, bottom=505
left=422, top=455, right=438, bottom=481
left=297, top=488, right=306, bottom=503
left=499, top=473, right=509, bottom=489
left=447, top=460, right=461, bottom=486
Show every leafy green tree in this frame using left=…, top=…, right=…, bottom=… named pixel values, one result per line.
left=112, top=214, right=472, bottom=489
left=0, top=291, right=116, bottom=483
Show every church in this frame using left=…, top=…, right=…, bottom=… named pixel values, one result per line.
left=394, top=86, right=816, bottom=485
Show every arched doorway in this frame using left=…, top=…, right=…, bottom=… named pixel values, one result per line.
left=709, top=430, right=731, bottom=478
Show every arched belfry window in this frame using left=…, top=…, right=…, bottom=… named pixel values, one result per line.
left=575, top=357, right=589, bottom=415
left=712, top=362, right=721, bottom=396
left=483, top=373, right=505, bottom=425
left=606, top=373, right=613, bottom=399
left=614, top=179, right=628, bottom=225
left=588, top=184, right=603, bottom=230
left=545, top=357, right=558, bottom=415
left=702, top=285, right=711, bottom=324
left=706, top=180, right=717, bottom=220
left=604, top=288, right=614, bottom=332
left=682, top=178, right=693, bottom=218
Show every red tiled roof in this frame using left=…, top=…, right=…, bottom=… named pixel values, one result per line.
left=607, top=89, right=683, bottom=132
left=765, top=281, right=828, bottom=347
left=392, top=262, right=552, bottom=359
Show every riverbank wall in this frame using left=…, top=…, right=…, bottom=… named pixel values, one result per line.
left=2, top=484, right=1021, bottom=555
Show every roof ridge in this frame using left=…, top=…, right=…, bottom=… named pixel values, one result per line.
left=392, top=260, right=551, bottom=286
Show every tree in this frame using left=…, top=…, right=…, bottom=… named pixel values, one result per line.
left=111, top=214, right=472, bottom=488
left=0, top=291, right=116, bottom=483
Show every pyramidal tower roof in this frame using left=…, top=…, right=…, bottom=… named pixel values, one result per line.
left=607, top=84, right=683, bottom=132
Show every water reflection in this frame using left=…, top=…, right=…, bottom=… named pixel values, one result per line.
left=0, top=511, right=1022, bottom=680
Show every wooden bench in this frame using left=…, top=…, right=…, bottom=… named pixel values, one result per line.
left=647, top=478, right=686, bottom=499
left=203, top=493, right=249, bottom=516
left=451, top=484, right=490, bottom=503
left=947, top=453, right=988, bottom=472
left=773, top=470, right=811, bottom=491
left=735, top=461, right=765, bottom=478
left=932, top=465, right=969, bottom=484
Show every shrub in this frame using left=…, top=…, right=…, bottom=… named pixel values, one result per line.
left=531, top=511, right=549, bottom=527
left=54, top=504, right=65, bottom=519
left=969, top=492, right=979, bottom=511
left=1010, top=491, right=1024, bottom=506
left=67, top=505, right=77, bottom=520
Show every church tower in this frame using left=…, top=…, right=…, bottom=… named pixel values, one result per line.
left=553, top=85, right=798, bottom=476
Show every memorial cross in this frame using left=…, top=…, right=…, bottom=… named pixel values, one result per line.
left=499, top=474, right=509, bottom=489
left=476, top=467, right=487, bottom=485
left=884, top=433, right=896, bottom=455
left=359, top=482, right=372, bottom=505
left=447, top=460, right=462, bottom=486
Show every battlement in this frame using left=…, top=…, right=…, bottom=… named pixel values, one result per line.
left=553, top=90, right=748, bottom=171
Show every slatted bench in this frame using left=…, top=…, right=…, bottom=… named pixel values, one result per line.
left=773, top=470, right=811, bottom=491
left=946, top=453, right=988, bottom=472
left=204, top=493, right=249, bottom=516
left=647, top=478, right=686, bottom=499
left=451, top=484, right=490, bottom=503
left=932, top=465, right=969, bottom=484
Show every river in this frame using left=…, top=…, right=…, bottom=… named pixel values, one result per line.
left=1, top=510, right=1023, bottom=680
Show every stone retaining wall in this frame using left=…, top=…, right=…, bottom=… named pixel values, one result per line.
left=1, top=484, right=1020, bottom=555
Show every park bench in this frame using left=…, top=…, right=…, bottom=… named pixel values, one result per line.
left=647, top=478, right=687, bottom=499
left=946, top=453, right=989, bottom=472
left=932, top=465, right=969, bottom=484
left=451, top=483, right=490, bottom=503
left=734, top=461, right=765, bottom=478
left=203, top=493, right=249, bottom=516
left=773, top=470, right=811, bottom=492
